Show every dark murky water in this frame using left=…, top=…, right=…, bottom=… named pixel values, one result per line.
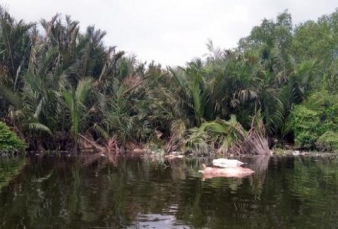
left=1, top=155, right=338, bottom=229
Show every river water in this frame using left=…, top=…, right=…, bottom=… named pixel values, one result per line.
left=0, top=155, right=338, bottom=229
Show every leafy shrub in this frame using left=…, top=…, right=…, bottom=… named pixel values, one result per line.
left=288, top=105, right=320, bottom=148
left=0, top=121, right=26, bottom=152
left=287, top=90, right=338, bottom=149
left=316, top=131, right=338, bottom=151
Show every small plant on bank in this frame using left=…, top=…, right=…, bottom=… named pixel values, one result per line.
left=288, top=91, right=338, bottom=150
left=316, top=131, right=338, bottom=152
left=0, top=121, right=26, bottom=153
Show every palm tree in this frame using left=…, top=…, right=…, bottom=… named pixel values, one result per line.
left=0, top=7, right=34, bottom=90
left=63, top=77, right=92, bottom=151
left=0, top=7, right=34, bottom=120
left=169, top=62, right=208, bottom=127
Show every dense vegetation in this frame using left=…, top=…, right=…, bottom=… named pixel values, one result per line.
left=0, top=121, right=26, bottom=152
left=1, top=6, right=338, bottom=154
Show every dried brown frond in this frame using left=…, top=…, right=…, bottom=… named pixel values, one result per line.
left=228, top=128, right=270, bottom=156
left=122, top=74, right=142, bottom=90
left=79, top=134, right=120, bottom=166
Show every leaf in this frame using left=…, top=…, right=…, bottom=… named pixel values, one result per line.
left=28, top=122, right=53, bottom=135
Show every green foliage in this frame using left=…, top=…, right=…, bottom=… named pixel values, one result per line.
left=0, top=121, right=26, bottom=152
left=316, top=131, right=338, bottom=151
left=63, top=77, right=93, bottom=138
left=1, top=6, right=338, bottom=153
left=292, top=9, right=338, bottom=66
left=287, top=90, right=338, bottom=149
left=185, top=116, right=247, bottom=154
left=288, top=105, right=320, bottom=147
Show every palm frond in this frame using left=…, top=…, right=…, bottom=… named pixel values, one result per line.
left=0, top=84, right=22, bottom=108
left=75, top=77, right=92, bottom=104
left=28, top=122, right=52, bottom=135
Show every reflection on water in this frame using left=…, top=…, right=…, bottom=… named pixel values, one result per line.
left=131, top=214, right=187, bottom=229
left=0, top=157, right=27, bottom=191
left=0, top=155, right=338, bottom=228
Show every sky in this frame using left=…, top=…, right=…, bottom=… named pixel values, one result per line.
left=0, top=0, right=337, bottom=67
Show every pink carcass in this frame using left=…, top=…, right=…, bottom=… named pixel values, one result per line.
left=199, top=164, right=254, bottom=179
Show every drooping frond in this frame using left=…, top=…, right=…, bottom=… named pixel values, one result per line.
left=0, top=84, right=22, bottom=108
left=28, top=122, right=52, bottom=135
left=75, top=77, right=92, bottom=104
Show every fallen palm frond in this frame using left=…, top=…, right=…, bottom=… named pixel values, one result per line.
left=165, top=119, right=187, bottom=152
left=79, top=134, right=120, bottom=165
left=184, top=115, right=248, bottom=155
left=183, top=113, right=270, bottom=156
left=228, top=112, right=270, bottom=155
left=228, top=128, right=270, bottom=156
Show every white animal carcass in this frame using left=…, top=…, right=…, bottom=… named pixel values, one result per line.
left=212, top=158, right=244, bottom=168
